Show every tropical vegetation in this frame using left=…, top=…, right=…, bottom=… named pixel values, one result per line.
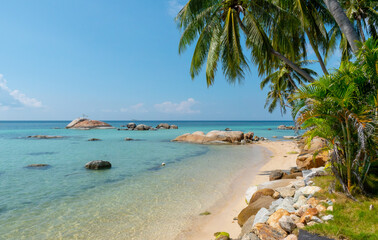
left=176, top=0, right=377, bottom=196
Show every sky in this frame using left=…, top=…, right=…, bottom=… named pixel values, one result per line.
left=0, top=0, right=341, bottom=121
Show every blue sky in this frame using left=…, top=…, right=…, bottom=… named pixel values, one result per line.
left=0, top=0, right=340, bottom=120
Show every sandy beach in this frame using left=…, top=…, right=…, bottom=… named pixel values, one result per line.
left=178, top=140, right=300, bottom=240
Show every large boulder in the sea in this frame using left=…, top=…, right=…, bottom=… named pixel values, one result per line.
left=170, top=124, right=178, bottom=129
left=238, top=196, right=275, bottom=227
left=85, top=160, right=111, bottom=170
left=127, top=122, right=137, bottom=129
left=66, top=118, right=114, bottom=129
left=173, top=130, right=244, bottom=144
left=135, top=124, right=151, bottom=130
left=244, top=132, right=254, bottom=141
left=156, top=123, right=170, bottom=129
left=296, top=137, right=329, bottom=169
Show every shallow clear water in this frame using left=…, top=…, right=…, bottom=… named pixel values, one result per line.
left=0, top=121, right=298, bottom=239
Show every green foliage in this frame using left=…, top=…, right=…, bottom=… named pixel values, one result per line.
left=293, top=38, right=378, bottom=195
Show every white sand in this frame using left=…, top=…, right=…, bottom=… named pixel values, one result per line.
left=176, top=140, right=299, bottom=240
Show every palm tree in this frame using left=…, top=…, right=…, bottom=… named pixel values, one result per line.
left=323, top=0, right=360, bottom=52
left=261, top=59, right=317, bottom=114
left=293, top=38, right=378, bottom=195
left=176, top=0, right=314, bottom=86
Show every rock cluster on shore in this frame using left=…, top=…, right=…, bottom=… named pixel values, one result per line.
left=66, top=118, right=114, bottom=130
left=296, top=137, right=329, bottom=170
left=172, top=131, right=265, bottom=144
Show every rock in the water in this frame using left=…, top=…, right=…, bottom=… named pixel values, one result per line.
left=238, top=196, right=275, bottom=227
left=85, top=160, right=111, bottom=170
left=88, top=138, right=101, bottom=141
left=170, top=124, right=178, bottom=129
left=244, top=132, right=254, bottom=140
left=253, top=208, right=272, bottom=226
left=66, top=118, right=114, bottom=129
left=25, top=164, right=50, bottom=169
left=269, top=170, right=286, bottom=181
left=173, top=130, right=244, bottom=144
left=279, top=215, right=296, bottom=233
left=225, top=128, right=232, bottom=131
left=156, top=123, right=170, bottom=129
left=127, top=122, right=136, bottom=129
left=124, top=138, right=134, bottom=141
left=253, top=223, right=287, bottom=240
left=135, top=124, right=151, bottom=130
left=249, top=188, right=276, bottom=205
left=28, top=135, right=63, bottom=139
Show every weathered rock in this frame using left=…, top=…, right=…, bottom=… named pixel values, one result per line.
left=88, top=138, right=101, bottom=141
left=298, top=186, right=321, bottom=196
left=270, top=198, right=296, bottom=213
left=279, top=215, right=296, bottom=233
left=156, top=123, right=170, bottom=129
left=300, top=208, right=319, bottom=224
left=311, top=216, right=323, bottom=223
left=127, top=122, right=136, bottom=129
left=249, top=188, right=276, bottom=205
left=173, top=130, right=244, bottom=144
left=273, top=192, right=280, bottom=199
left=293, top=195, right=308, bottom=209
left=240, top=232, right=259, bottom=240
left=282, top=172, right=303, bottom=179
left=27, top=135, right=63, bottom=139
left=240, top=215, right=256, bottom=237
left=244, top=132, right=254, bottom=140
left=85, top=160, right=111, bottom=170
left=322, top=215, right=334, bottom=221
left=290, top=214, right=300, bottom=223
left=66, top=118, right=114, bottom=129
left=296, top=204, right=311, bottom=217
left=275, top=187, right=296, bottom=198
left=245, top=186, right=258, bottom=203
left=290, top=179, right=306, bottom=189
left=267, top=209, right=290, bottom=229
left=278, top=125, right=296, bottom=130
left=253, top=223, right=287, bottom=240
left=283, top=234, right=298, bottom=240
left=307, top=197, right=320, bottom=208
left=290, top=167, right=301, bottom=174
left=135, top=124, right=151, bottom=130
left=170, top=124, right=178, bottom=129
left=238, top=196, right=275, bottom=227
left=296, top=137, right=329, bottom=169
left=269, top=170, right=286, bottom=181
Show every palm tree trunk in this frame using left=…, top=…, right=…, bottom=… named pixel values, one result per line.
left=305, top=30, right=329, bottom=75
left=357, top=17, right=366, bottom=42
left=323, top=0, right=360, bottom=52
left=236, top=13, right=314, bottom=82
left=270, top=50, right=314, bottom=82
left=287, top=75, right=298, bottom=90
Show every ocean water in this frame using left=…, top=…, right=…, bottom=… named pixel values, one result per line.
left=0, top=121, right=298, bottom=240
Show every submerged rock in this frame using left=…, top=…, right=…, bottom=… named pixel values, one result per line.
left=88, top=138, right=101, bottom=141
left=124, top=138, right=134, bottom=141
left=85, top=160, right=111, bottom=170
left=25, top=164, right=51, bottom=169
left=27, top=135, right=63, bottom=139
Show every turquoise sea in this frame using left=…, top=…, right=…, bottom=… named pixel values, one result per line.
left=0, top=121, right=298, bottom=240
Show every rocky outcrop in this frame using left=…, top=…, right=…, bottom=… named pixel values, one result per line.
left=277, top=125, right=300, bottom=130
left=135, top=124, right=151, bottom=130
left=85, top=160, right=111, bottom=170
left=172, top=130, right=264, bottom=144
left=66, top=118, right=114, bottom=129
left=296, top=137, right=329, bottom=169
left=127, top=122, right=137, bottom=129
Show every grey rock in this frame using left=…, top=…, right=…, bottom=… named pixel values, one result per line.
left=279, top=215, right=296, bottom=233
left=27, top=135, right=63, bottom=139
left=293, top=190, right=304, bottom=202
left=156, top=123, right=170, bottom=129
left=321, top=215, right=334, bottom=221
left=270, top=198, right=295, bottom=213
left=298, top=186, right=321, bottom=196
left=311, top=216, right=323, bottom=223
left=253, top=208, right=272, bottom=226
left=170, top=124, right=178, bottom=129
left=293, top=195, right=308, bottom=209
left=126, top=122, right=136, bottom=129
left=269, top=170, right=285, bottom=181
left=85, top=160, right=111, bottom=170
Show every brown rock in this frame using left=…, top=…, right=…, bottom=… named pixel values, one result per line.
left=300, top=208, right=319, bottom=224
left=253, top=223, right=287, bottom=240
left=282, top=172, right=303, bottom=179
left=316, top=204, right=327, bottom=213
left=296, top=152, right=329, bottom=170
left=249, top=188, right=275, bottom=205
left=307, top=197, right=320, bottom=208
left=244, top=132, right=254, bottom=140
left=284, top=234, right=298, bottom=240
left=66, top=118, right=113, bottom=129
left=173, top=131, right=244, bottom=144
left=269, top=170, right=287, bottom=181
left=85, top=160, right=111, bottom=170
left=290, top=167, right=301, bottom=174
left=267, top=209, right=290, bottom=229
left=238, top=196, right=275, bottom=227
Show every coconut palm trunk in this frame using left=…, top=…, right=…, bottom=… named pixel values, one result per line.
left=323, top=0, right=360, bottom=52
left=305, top=30, right=329, bottom=75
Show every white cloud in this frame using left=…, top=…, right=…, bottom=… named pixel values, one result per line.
left=0, top=74, right=43, bottom=109
left=120, top=103, right=147, bottom=113
left=155, top=98, right=199, bottom=114
left=168, top=0, right=184, bottom=17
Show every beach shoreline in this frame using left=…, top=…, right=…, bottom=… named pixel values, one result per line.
left=176, top=140, right=299, bottom=240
